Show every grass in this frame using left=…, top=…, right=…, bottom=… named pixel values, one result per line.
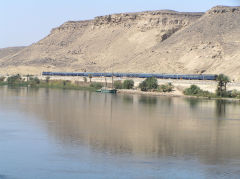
left=184, top=85, right=240, bottom=99
left=0, top=75, right=103, bottom=92
left=38, top=80, right=102, bottom=91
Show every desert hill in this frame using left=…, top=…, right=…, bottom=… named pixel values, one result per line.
left=0, top=46, right=25, bottom=59
left=0, top=6, right=240, bottom=80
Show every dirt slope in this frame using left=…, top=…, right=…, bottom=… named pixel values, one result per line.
left=0, top=47, right=25, bottom=59
left=0, top=6, right=240, bottom=80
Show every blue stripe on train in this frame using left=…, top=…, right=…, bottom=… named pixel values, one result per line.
left=42, top=72, right=217, bottom=80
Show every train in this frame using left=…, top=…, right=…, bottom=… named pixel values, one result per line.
left=42, top=72, right=218, bottom=80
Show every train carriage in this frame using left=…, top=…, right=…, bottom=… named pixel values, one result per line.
left=42, top=72, right=217, bottom=81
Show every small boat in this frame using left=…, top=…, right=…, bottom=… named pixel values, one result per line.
left=96, top=87, right=117, bottom=94
left=96, top=69, right=117, bottom=94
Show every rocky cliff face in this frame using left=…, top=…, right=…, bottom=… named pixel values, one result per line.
left=0, top=6, right=240, bottom=80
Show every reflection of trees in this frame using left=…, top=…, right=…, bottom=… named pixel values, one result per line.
left=139, top=96, right=157, bottom=105
left=1, top=87, right=240, bottom=167
left=185, top=98, right=200, bottom=109
left=215, top=100, right=226, bottom=118
left=122, top=95, right=133, bottom=104
left=158, top=97, right=172, bottom=107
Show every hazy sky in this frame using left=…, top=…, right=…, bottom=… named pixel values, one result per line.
left=0, top=0, right=239, bottom=48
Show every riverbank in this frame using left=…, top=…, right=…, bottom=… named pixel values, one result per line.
left=1, top=74, right=240, bottom=101
left=118, top=89, right=184, bottom=97
left=118, top=89, right=240, bottom=102
left=0, top=78, right=101, bottom=92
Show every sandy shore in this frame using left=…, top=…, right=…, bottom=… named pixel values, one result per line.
left=118, top=89, right=184, bottom=97
left=117, top=89, right=240, bottom=102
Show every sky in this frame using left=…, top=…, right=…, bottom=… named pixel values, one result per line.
left=0, top=0, right=239, bottom=48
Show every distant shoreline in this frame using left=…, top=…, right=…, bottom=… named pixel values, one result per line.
left=1, top=74, right=240, bottom=101
left=118, top=89, right=240, bottom=102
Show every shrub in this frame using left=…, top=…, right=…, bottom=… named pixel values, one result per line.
left=0, top=77, right=5, bottom=82
left=29, top=77, right=41, bottom=87
left=184, top=85, right=215, bottom=98
left=139, top=77, right=158, bottom=91
left=90, top=82, right=103, bottom=89
left=123, top=80, right=134, bottom=89
left=34, top=77, right=40, bottom=84
left=158, top=83, right=174, bottom=92
left=229, top=90, right=240, bottom=98
left=7, top=74, right=22, bottom=84
left=184, top=85, right=202, bottom=95
left=114, top=80, right=123, bottom=89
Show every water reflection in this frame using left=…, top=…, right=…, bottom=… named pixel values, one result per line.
left=138, top=96, right=157, bottom=105
left=0, top=87, right=240, bottom=166
left=185, top=98, right=199, bottom=109
left=215, top=100, right=226, bottom=118
left=122, top=95, right=133, bottom=104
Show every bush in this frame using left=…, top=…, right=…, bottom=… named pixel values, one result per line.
left=123, top=80, right=134, bottom=89
left=90, top=82, right=103, bottom=89
left=184, top=85, right=202, bottom=95
left=0, top=77, right=5, bottom=82
left=139, top=77, right=158, bottom=91
left=29, top=77, right=41, bottom=87
left=158, top=83, right=174, bottom=92
left=184, top=85, right=215, bottom=98
left=229, top=90, right=240, bottom=98
left=7, top=74, right=22, bottom=84
left=114, top=80, right=123, bottom=89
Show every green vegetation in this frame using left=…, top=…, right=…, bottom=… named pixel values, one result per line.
left=38, top=80, right=102, bottom=91
left=216, top=74, right=230, bottom=97
left=114, top=80, right=123, bottom=89
left=45, top=76, right=50, bottom=84
left=7, top=74, right=24, bottom=85
left=184, top=85, right=215, bottom=98
left=184, top=74, right=240, bottom=99
left=138, top=77, right=175, bottom=93
left=123, top=80, right=134, bottom=89
left=90, top=82, right=103, bottom=89
left=1, top=73, right=239, bottom=100
left=0, top=76, right=5, bottom=82
left=158, top=83, right=174, bottom=92
left=0, top=74, right=103, bottom=91
left=229, top=90, right=240, bottom=99
left=113, top=80, right=134, bottom=89
left=28, top=77, right=40, bottom=87
left=139, top=77, right=158, bottom=91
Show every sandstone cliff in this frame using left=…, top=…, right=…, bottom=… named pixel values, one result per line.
left=0, top=6, right=240, bottom=80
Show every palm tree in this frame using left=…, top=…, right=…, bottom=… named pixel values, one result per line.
left=88, top=74, right=92, bottom=83
left=45, top=76, right=50, bottom=84
left=216, top=74, right=230, bottom=97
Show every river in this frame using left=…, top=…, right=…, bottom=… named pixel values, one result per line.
left=0, top=86, right=240, bottom=179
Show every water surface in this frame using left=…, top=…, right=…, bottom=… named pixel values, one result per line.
left=0, top=86, right=240, bottom=179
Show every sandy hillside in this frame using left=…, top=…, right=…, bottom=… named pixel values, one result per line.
left=0, top=47, right=25, bottom=59
left=0, top=6, right=240, bottom=80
